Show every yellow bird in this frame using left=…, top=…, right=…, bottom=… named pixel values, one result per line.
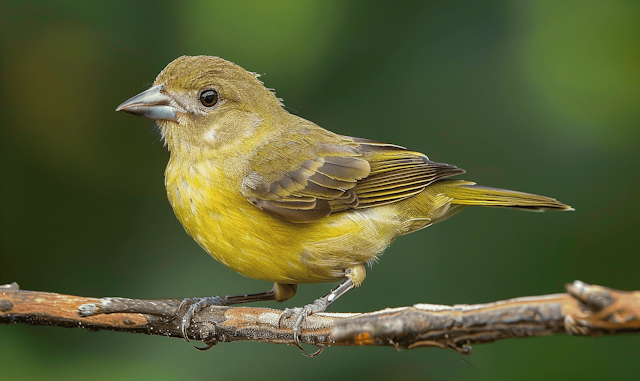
left=117, top=55, right=571, bottom=348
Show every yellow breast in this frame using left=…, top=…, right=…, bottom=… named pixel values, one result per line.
left=164, top=153, right=409, bottom=284
left=164, top=158, right=315, bottom=283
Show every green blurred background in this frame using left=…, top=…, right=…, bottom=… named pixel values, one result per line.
left=1, top=0, right=639, bottom=380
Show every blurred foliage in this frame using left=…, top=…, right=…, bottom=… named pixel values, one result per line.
left=1, top=1, right=639, bottom=380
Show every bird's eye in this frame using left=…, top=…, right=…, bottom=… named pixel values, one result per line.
left=199, top=90, right=219, bottom=107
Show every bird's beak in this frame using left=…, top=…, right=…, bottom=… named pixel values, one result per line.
left=116, top=84, right=180, bottom=121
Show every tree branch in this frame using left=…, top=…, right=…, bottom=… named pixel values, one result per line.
left=1, top=281, right=638, bottom=354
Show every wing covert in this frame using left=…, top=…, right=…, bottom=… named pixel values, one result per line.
left=242, top=127, right=370, bottom=222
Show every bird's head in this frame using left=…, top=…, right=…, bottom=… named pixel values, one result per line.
left=117, top=56, right=283, bottom=152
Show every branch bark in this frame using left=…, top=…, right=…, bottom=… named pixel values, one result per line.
left=1, top=281, right=638, bottom=354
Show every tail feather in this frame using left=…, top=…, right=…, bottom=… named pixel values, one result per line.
left=430, top=180, right=573, bottom=211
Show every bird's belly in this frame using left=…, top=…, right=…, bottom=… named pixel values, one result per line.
left=167, top=173, right=402, bottom=284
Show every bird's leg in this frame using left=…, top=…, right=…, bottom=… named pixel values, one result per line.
left=179, top=283, right=297, bottom=349
left=279, top=264, right=365, bottom=356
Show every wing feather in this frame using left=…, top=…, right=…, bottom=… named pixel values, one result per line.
left=242, top=126, right=464, bottom=223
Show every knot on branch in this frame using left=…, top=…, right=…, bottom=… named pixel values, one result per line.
left=564, top=280, right=640, bottom=335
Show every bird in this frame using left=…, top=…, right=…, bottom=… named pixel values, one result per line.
left=116, top=55, right=572, bottom=352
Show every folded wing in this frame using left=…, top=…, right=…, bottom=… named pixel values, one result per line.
left=242, top=126, right=464, bottom=223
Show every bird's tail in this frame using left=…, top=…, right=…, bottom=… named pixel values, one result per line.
left=429, top=179, right=573, bottom=211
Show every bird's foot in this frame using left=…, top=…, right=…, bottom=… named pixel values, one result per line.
left=278, top=296, right=329, bottom=357
left=277, top=277, right=357, bottom=356
left=177, top=296, right=224, bottom=350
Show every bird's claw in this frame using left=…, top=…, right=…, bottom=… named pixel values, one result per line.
left=278, top=297, right=329, bottom=356
left=177, top=296, right=223, bottom=350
